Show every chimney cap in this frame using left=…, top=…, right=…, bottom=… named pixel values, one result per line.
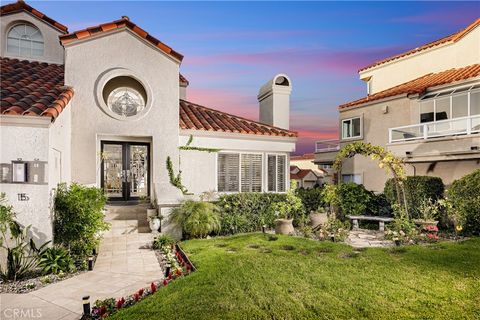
left=257, top=73, right=292, bottom=100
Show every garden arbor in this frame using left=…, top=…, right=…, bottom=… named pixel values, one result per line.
left=333, top=142, right=409, bottom=217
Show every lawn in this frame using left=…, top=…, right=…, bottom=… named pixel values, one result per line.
left=111, top=234, right=480, bottom=320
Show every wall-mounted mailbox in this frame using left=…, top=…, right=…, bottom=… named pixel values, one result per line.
left=12, top=161, right=27, bottom=183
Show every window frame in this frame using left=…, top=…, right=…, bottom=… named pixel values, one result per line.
left=216, top=151, right=264, bottom=193
left=6, top=23, right=44, bottom=58
left=341, top=173, right=363, bottom=184
left=266, top=153, right=288, bottom=193
left=341, top=116, right=362, bottom=140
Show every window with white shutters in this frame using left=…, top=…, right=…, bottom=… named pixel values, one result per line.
left=267, top=154, right=286, bottom=192
left=241, top=154, right=262, bottom=192
left=217, top=153, right=240, bottom=192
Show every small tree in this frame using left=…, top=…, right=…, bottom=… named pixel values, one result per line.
left=53, top=183, right=109, bottom=258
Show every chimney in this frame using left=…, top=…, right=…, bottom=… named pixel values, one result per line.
left=257, top=74, right=292, bottom=130
left=179, top=73, right=189, bottom=100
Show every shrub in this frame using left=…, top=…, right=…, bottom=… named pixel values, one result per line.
left=53, top=183, right=109, bottom=258
left=39, top=246, right=75, bottom=275
left=337, top=183, right=371, bottom=217
left=270, top=182, right=304, bottom=222
left=217, top=193, right=288, bottom=234
left=366, top=192, right=392, bottom=216
left=384, top=176, right=444, bottom=219
left=153, top=235, right=175, bottom=250
left=316, top=218, right=351, bottom=242
left=296, top=187, right=325, bottom=213
left=447, top=169, right=480, bottom=235
left=170, top=200, right=221, bottom=238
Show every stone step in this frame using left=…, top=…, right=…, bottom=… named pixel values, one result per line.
left=104, top=211, right=148, bottom=221
left=105, top=204, right=149, bottom=215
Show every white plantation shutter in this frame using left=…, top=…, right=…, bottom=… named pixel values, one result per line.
left=241, top=154, right=262, bottom=192
left=267, top=154, right=287, bottom=192
left=217, top=153, right=240, bottom=192
left=277, top=155, right=286, bottom=192
left=267, top=155, right=276, bottom=192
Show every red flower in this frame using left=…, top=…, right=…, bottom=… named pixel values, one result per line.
left=134, top=293, right=140, bottom=302
left=116, top=297, right=125, bottom=309
left=99, top=306, right=107, bottom=316
left=186, top=264, right=191, bottom=271
left=138, top=288, right=144, bottom=296
left=168, top=271, right=173, bottom=280
left=163, top=279, right=169, bottom=286
left=150, top=282, right=157, bottom=293
left=427, top=233, right=433, bottom=239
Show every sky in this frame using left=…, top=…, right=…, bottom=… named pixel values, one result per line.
left=7, top=1, right=479, bottom=154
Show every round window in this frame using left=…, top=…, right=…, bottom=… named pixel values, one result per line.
left=102, top=76, right=148, bottom=118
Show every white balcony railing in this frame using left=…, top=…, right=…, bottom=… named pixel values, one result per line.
left=315, top=139, right=340, bottom=153
left=389, top=114, right=480, bottom=143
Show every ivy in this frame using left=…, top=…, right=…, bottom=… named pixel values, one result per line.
left=166, top=135, right=221, bottom=194
left=333, top=142, right=409, bottom=218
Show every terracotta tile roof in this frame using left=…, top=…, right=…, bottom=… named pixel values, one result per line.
left=291, top=153, right=315, bottom=161
left=0, top=57, right=73, bottom=119
left=59, top=17, right=183, bottom=62
left=179, top=99, right=297, bottom=137
left=291, top=169, right=318, bottom=180
left=339, top=64, right=480, bottom=110
left=359, top=18, right=480, bottom=72
left=179, top=73, right=189, bottom=86
left=0, top=0, right=68, bottom=33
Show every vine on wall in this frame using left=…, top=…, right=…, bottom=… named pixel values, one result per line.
left=166, top=135, right=221, bottom=195
left=333, top=141, right=409, bottom=217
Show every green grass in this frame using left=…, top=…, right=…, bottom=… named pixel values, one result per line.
left=111, top=234, right=480, bottom=320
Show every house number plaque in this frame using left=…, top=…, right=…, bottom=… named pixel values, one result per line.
left=17, top=193, right=30, bottom=201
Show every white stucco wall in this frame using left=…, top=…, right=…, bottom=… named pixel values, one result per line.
left=64, top=29, right=182, bottom=204
left=0, top=11, right=65, bottom=64
left=360, top=26, right=480, bottom=94
left=0, top=116, right=53, bottom=244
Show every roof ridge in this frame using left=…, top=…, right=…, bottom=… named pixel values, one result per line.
left=359, top=18, right=480, bottom=72
left=180, top=98, right=297, bottom=135
left=0, top=0, right=68, bottom=32
left=339, top=64, right=480, bottom=109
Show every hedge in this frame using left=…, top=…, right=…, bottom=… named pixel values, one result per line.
left=448, top=169, right=480, bottom=235
left=216, top=193, right=294, bottom=234
left=384, top=176, right=444, bottom=219
left=295, top=187, right=325, bottom=213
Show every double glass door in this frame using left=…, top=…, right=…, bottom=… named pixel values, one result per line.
left=101, top=141, right=149, bottom=201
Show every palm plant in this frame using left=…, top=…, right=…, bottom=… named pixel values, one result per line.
left=170, top=200, right=221, bottom=238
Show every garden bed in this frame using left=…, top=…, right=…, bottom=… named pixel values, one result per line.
left=0, top=269, right=86, bottom=294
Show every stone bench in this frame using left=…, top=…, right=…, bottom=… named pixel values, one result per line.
left=347, top=215, right=394, bottom=232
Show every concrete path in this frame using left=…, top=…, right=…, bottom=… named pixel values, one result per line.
left=347, top=229, right=393, bottom=248
left=1, top=205, right=162, bottom=320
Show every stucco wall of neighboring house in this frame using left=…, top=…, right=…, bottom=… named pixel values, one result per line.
left=0, top=116, right=52, bottom=245
left=339, top=97, right=415, bottom=192
left=64, top=29, right=182, bottom=204
left=0, top=11, right=65, bottom=64
left=408, top=160, right=480, bottom=186
left=359, top=27, right=480, bottom=94
left=178, top=132, right=296, bottom=196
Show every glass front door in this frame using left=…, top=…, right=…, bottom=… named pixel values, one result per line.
left=101, top=141, right=149, bottom=201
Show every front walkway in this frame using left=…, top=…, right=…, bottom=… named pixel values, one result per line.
left=1, top=215, right=161, bottom=320
left=347, top=229, right=393, bottom=248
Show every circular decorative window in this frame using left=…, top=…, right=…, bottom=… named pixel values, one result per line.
left=100, top=75, right=150, bottom=120
left=107, top=87, right=145, bottom=117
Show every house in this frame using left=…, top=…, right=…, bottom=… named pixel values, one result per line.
left=290, top=153, right=331, bottom=185
left=290, top=165, right=319, bottom=189
left=0, top=1, right=297, bottom=243
left=315, top=18, right=480, bottom=192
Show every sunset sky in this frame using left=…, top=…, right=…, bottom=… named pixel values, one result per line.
left=17, top=1, right=480, bottom=154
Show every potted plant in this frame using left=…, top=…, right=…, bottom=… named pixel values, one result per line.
left=413, top=198, right=440, bottom=227
left=309, top=207, right=328, bottom=228
left=271, top=182, right=303, bottom=235
left=149, top=213, right=162, bottom=234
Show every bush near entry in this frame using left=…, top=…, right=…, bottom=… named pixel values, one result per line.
left=448, top=169, right=480, bottom=235
left=295, top=187, right=325, bottom=213
left=384, top=176, right=445, bottom=219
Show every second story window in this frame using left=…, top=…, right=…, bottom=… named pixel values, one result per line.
left=341, top=117, right=361, bottom=139
left=7, top=23, right=44, bottom=57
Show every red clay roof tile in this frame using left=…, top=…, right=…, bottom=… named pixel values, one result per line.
left=59, top=17, right=183, bottom=62
left=339, top=64, right=480, bottom=110
left=291, top=169, right=318, bottom=180
left=0, top=0, right=68, bottom=33
left=179, top=100, right=297, bottom=138
left=0, top=57, right=74, bottom=120
left=359, top=19, right=480, bottom=72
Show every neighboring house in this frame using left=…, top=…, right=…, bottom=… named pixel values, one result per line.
left=290, top=153, right=332, bottom=185
left=290, top=166, right=319, bottom=189
left=0, top=1, right=297, bottom=243
left=315, top=18, right=480, bottom=192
